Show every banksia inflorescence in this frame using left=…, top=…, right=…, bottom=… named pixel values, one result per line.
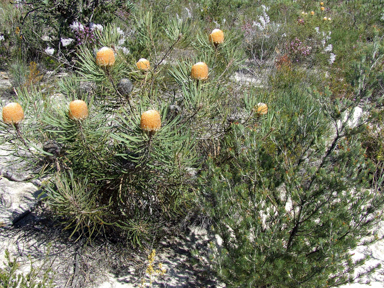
left=117, top=78, right=134, bottom=97
left=140, top=110, right=161, bottom=132
left=96, top=47, right=116, bottom=67
left=69, top=100, right=89, bottom=120
left=254, top=103, right=268, bottom=115
left=2, top=102, right=24, bottom=124
left=136, top=58, right=150, bottom=72
left=209, top=29, right=224, bottom=45
left=191, top=62, right=209, bottom=80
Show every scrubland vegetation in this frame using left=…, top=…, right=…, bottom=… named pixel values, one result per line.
left=1, top=0, right=384, bottom=287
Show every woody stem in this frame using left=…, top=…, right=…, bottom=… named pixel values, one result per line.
left=14, top=123, right=28, bottom=148
left=106, top=67, right=133, bottom=112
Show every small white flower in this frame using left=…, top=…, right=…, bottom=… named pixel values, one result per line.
left=0, top=35, right=4, bottom=41
left=185, top=7, right=191, bottom=18
left=253, top=21, right=264, bottom=31
left=45, top=46, right=54, bottom=55
left=261, top=5, right=269, bottom=11
left=90, top=23, right=103, bottom=32
left=253, top=7, right=271, bottom=31
left=176, top=13, right=181, bottom=24
left=118, top=37, right=126, bottom=45
left=70, top=21, right=84, bottom=31
left=116, top=46, right=129, bottom=55
left=259, top=16, right=266, bottom=28
left=282, top=33, right=287, bottom=37
left=263, top=11, right=270, bottom=24
left=116, top=27, right=124, bottom=35
left=315, top=27, right=320, bottom=34
left=329, top=53, right=336, bottom=65
left=61, top=38, right=74, bottom=47
left=324, top=44, right=333, bottom=52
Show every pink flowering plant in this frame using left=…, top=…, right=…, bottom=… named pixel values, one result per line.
left=285, top=37, right=312, bottom=63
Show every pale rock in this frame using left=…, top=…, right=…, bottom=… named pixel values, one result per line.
left=0, top=79, right=12, bottom=89
left=337, top=106, right=365, bottom=130
left=215, top=234, right=223, bottom=246
left=0, top=177, right=40, bottom=226
left=232, top=72, right=265, bottom=87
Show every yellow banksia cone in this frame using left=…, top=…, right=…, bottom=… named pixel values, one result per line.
left=69, top=100, right=88, bottom=120
left=254, top=103, right=268, bottom=115
left=2, top=102, right=24, bottom=124
left=96, top=47, right=115, bottom=67
left=136, top=58, right=150, bottom=72
left=209, top=29, right=224, bottom=45
left=191, top=62, right=208, bottom=80
left=140, top=110, right=161, bottom=132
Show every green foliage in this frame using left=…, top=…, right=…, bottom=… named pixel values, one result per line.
left=0, top=249, right=54, bottom=288
left=201, top=83, right=384, bottom=287
left=2, top=0, right=384, bottom=285
left=45, top=171, right=110, bottom=240
left=18, top=0, right=132, bottom=63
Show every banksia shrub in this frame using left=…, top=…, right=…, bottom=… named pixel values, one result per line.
left=209, top=29, right=224, bottom=45
left=140, top=110, right=161, bottom=132
left=191, top=62, right=208, bottom=80
left=68, top=100, right=88, bottom=120
left=2, top=103, right=24, bottom=124
left=96, top=47, right=115, bottom=67
left=136, top=58, right=150, bottom=72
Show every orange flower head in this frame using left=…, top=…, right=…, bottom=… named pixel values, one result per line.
left=254, top=103, right=268, bottom=115
left=2, top=102, right=24, bottom=124
left=311, top=11, right=315, bottom=15
left=136, top=58, right=150, bottom=72
left=96, top=47, right=115, bottom=67
left=321, top=7, right=325, bottom=11
left=69, top=100, right=88, bottom=120
left=209, top=29, right=224, bottom=45
left=191, top=62, right=208, bottom=80
left=140, top=110, right=161, bottom=132
left=320, top=2, right=324, bottom=5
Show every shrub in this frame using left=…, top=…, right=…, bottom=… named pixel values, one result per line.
left=201, top=85, right=383, bottom=287
left=19, top=0, right=133, bottom=64
left=0, top=249, right=54, bottom=288
left=1, top=1, right=384, bottom=287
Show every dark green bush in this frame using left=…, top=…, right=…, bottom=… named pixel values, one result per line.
left=201, top=82, right=384, bottom=287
